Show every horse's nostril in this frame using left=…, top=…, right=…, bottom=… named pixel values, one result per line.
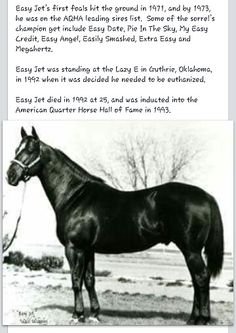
left=7, top=169, right=19, bottom=186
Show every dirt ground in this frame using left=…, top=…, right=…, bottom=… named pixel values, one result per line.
left=3, top=250, right=234, bottom=326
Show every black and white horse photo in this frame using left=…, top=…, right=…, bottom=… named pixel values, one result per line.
left=5, top=125, right=226, bottom=325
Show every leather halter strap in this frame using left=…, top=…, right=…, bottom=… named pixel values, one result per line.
left=11, top=156, right=40, bottom=181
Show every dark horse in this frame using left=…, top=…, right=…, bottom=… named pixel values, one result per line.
left=7, top=127, right=224, bottom=325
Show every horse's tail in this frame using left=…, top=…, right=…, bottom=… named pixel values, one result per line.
left=205, top=196, right=224, bottom=278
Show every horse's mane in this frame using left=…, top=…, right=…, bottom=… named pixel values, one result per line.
left=55, top=149, right=105, bottom=184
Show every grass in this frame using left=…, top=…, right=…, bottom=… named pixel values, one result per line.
left=45, top=269, right=112, bottom=277
left=5, top=284, right=233, bottom=325
left=95, top=270, right=111, bottom=277
left=3, top=261, right=233, bottom=326
left=166, top=280, right=184, bottom=287
left=149, top=276, right=163, bottom=281
left=118, top=277, right=134, bottom=283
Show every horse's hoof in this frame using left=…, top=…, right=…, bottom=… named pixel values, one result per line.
left=78, top=315, right=86, bottom=323
left=71, top=314, right=86, bottom=324
left=88, top=316, right=100, bottom=324
left=70, top=318, right=80, bottom=325
left=187, top=317, right=197, bottom=325
left=195, top=317, right=210, bottom=325
left=186, top=318, right=195, bottom=326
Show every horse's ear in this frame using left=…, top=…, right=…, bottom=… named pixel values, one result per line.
left=21, top=127, right=27, bottom=138
left=31, top=126, right=39, bottom=140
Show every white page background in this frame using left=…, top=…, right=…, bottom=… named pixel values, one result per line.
left=8, top=0, right=228, bottom=120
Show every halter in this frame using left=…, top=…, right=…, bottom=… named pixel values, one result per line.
left=11, top=156, right=40, bottom=182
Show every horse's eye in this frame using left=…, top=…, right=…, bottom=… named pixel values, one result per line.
left=28, top=140, right=39, bottom=152
left=28, top=144, right=35, bottom=153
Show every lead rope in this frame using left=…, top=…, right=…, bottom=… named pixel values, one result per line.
left=2, top=182, right=27, bottom=253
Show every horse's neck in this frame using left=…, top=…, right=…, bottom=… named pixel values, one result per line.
left=38, top=143, right=84, bottom=212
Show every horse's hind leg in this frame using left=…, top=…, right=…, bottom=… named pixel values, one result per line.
left=186, top=272, right=200, bottom=324
left=65, top=245, right=86, bottom=322
left=84, top=250, right=100, bottom=322
left=185, top=252, right=210, bottom=325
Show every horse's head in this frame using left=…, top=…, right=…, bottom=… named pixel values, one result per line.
left=7, top=127, right=41, bottom=186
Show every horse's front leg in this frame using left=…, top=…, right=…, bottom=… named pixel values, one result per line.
left=65, top=245, right=86, bottom=322
left=84, top=250, right=100, bottom=322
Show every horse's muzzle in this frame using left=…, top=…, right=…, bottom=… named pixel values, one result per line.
left=7, top=169, right=20, bottom=186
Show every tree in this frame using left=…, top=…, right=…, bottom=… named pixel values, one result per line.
left=88, top=131, right=202, bottom=190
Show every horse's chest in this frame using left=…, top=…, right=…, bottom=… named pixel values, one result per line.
left=56, top=222, right=66, bottom=245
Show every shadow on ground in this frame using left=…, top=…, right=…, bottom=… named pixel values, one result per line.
left=37, top=304, right=190, bottom=322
